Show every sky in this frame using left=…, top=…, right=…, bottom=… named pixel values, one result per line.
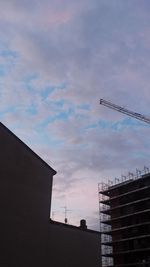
left=0, top=0, right=150, bottom=230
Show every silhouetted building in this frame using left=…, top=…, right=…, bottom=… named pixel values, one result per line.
left=99, top=170, right=150, bottom=267
left=0, top=122, right=100, bottom=267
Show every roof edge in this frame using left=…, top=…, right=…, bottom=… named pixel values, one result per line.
left=49, top=219, right=100, bottom=235
left=0, top=122, right=57, bottom=175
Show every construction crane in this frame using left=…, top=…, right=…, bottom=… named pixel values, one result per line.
left=100, top=99, right=150, bottom=124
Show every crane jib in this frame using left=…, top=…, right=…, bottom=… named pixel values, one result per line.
left=99, top=99, right=150, bottom=124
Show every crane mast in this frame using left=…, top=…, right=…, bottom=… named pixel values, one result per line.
left=100, top=99, right=150, bottom=124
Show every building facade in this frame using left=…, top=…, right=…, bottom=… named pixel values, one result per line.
left=0, top=122, right=100, bottom=267
left=99, top=170, right=150, bottom=267
left=48, top=220, right=100, bottom=267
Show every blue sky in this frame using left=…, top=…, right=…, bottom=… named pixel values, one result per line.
left=0, top=0, right=150, bottom=230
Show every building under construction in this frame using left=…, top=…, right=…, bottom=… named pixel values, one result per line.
left=99, top=167, right=150, bottom=267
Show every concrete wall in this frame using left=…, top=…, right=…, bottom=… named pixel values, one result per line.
left=48, top=221, right=100, bottom=267
left=0, top=123, right=55, bottom=266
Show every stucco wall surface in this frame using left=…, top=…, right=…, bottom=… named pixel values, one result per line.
left=0, top=123, right=54, bottom=266
left=48, top=222, right=101, bottom=267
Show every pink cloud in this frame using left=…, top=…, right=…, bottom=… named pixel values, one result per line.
left=45, top=9, right=75, bottom=26
left=39, top=2, right=83, bottom=28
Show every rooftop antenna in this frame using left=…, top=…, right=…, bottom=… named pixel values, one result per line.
left=61, top=206, right=69, bottom=224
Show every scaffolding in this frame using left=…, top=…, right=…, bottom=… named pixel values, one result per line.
left=98, top=166, right=150, bottom=267
left=99, top=182, right=113, bottom=267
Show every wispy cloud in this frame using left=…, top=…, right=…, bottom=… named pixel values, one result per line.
left=0, top=0, right=150, bottom=229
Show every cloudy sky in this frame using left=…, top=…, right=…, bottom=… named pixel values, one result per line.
left=0, top=0, right=150, bottom=230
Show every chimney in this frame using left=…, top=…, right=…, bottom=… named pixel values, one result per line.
left=80, top=219, right=87, bottom=230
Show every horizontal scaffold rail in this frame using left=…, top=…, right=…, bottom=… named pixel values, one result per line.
left=101, top=208, right=150, bottom=224
left=102, top=247, right=150, bottom=257
left=102, top=221, right=150, bottom=235
left=99, top=184, right=150, bottom=205
left=100, top=197, right=150, bottom=215
left=102, top=233, right=150, bottom=246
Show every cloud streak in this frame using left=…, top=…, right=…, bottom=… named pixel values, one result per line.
left=0, top=0, right=150, bottom=229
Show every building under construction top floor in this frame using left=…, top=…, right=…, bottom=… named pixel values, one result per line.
left=99, top=167, right=150, bottom=267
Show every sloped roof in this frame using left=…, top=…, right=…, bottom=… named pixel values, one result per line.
left=0, top=122, right=57, bottom=175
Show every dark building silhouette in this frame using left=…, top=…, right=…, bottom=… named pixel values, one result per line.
left=0, top=122, right=100, bottom=267
left=99, top=170, right=150, bottom=267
